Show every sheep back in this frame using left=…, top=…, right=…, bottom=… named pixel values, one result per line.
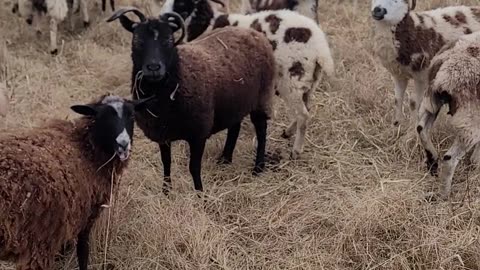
left=0, top=119, right=124, bottom=268
left=136, top=26, right=275, bottom=142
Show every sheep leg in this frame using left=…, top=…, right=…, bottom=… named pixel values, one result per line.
left=102, top=0, right=106, bottom=12
left=160, top=143, right=172, bottom=195
left=110, top=0, right=115, bottom=11
left=188, top=139, right=206, bottom=191
left=439, top=137, right=475, bottom=200
left=412, top=79, right=427, bottom=121
left=32, top=11, right=42, bottom=37
left=77, top=228, right=91, bottom=270
left=470, top=143, right=480, bottom=166
left=251, top=111, right=267, bottom=175
left=49, top=17, right=58, bottom=55
left=392, top=75, right=408, bottom=126
left=417, top=103, right=439, bottom=176
left=80, top=0, right=90, bottom=27
left=218, top=122, right=241, bottom=164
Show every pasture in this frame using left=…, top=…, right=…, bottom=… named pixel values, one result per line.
left=1, top=0, right=480, bottom=269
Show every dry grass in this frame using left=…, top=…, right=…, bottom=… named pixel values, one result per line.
left=2, top=0, right=480, bottom=269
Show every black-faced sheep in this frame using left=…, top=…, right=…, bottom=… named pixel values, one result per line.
left=240, top=0, right=319, bottom=23
left=0, top=94, right=153, bottom=269
left=160, top=0, right=334, bottom=159
left=417, top=32, right=480, bottom=200
left=13, top=0, right=90, bottom=54
left=371, top=0, right=480, bottom=126
left=107, top=8, right=276, bottom=192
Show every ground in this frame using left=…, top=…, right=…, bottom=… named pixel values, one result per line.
left=1, top=0, right=480, bottom=269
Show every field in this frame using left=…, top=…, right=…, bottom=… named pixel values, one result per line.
left=1, top=0, right=480, bottom=269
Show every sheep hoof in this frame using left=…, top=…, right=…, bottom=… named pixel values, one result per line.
left=393, top=120, right=399, bottom=127
left=84, top=21, right=90, bottom=28
left=50, top=49, right=58, bottom=55
left=217, top=155, right=232, bottom=165
left=162, top=181, right=172, bottom=196
left=252, top=164, right=265, bottom=176
left=426, top=160, right=438, bottom=177
left=26, top=18, right=33, bottom=25
left=281, top=130, right=291, bottom=139
left=290, top=150, right=301, bottom=160
left=423, top=192, right=438, bottom=203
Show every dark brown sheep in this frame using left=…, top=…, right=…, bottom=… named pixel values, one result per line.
left=0, top=95, right=152, bottom=270
left=107, top=8, right=276, bottom=192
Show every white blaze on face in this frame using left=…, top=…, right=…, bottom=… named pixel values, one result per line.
left=116, top=129, right=131, bottom=161
left=371, top=0, right=409, bottom=25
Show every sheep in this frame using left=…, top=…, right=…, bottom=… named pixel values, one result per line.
left=0, top=94, right=153, bottom=269
left=371, top=0, right=480, bottom=126
left=101, top=0, right=115, bottom=12
left=159, top=0, right=335, bottom=159
left=13, top=0, right=90, bottom=54
left=107, top=8, right=276, bottom=193
left=417, top=32, right=480, bottom=200
left=239, top=0, right=319, bottom=23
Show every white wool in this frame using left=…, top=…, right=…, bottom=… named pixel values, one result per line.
left=46, top=0, right=68, bottom=21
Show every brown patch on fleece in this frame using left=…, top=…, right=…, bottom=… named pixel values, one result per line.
left=464, top=27, right=473, bottom=34
left=467, top=46, right=480, bottom=58
left=250, top=19, right=266, bottom=35
left=134, top=26, right=276, bottom=144
left=395, top=14, right=445, bottom=71
left=289, top=61, right=305, bottom=79
left=284, top=27, right=312, bottom=43
left=0, top=116, right=127, bottom=269
left=265, top=14, right=282, bottom=34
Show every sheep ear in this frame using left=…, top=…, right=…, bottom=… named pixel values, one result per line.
left=71, top=105, right=98, bottom=116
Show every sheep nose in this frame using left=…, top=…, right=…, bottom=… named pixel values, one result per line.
left=372, top=6, right=387, bottom=20
left=147, top=64, right=161, bottom=71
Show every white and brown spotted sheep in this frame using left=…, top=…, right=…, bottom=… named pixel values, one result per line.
left=13, top=0, right=90, bottom=54
left=161, top=0, right=335, bottom=159
left=240, top=0, right=319, bottom=23
left=371, top=0, right=480, bottom=126
left=417, top=32, right=480, bottom=200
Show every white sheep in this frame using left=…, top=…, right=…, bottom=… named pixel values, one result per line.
left=239, top=0, right=319, bottom=23
left=417, top=31, right=480, bottom=200
left=160, top=0, right=335, bottom=159
left=15, top=0, right=90, bottom=54
left=371, top=0, right=480, bottom=125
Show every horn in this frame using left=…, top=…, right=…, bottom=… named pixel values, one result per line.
left=162, top=12, right=186, bottom=46
left=210, top=0, right=226, bottom=8
left=106, top=6, right=146, bottom=23
left=410, top=0, right=416, bottom=10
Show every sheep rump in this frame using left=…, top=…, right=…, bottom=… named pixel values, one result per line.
left=0, top=118, right=126, bottom=269
left=135, top=26, right=275, bottom=143
left=417, top=32, right=480, bottom=199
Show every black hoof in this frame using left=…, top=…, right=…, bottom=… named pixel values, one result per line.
left=252, top=163, right=265, bottom=176
left=217, top=155, right=232, bottom=165
left=281, top=130, right=290, bottom=139
left=50, top=49, right=58, bottom=55
left=162, top=180, right=171, bottom=196
left=84, top=21, right=90, bottom=28
left=393, top=121, right=399, bottom=127
left=26, top=18, right=33, bottom=25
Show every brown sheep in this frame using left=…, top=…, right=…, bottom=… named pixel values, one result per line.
left=107, top=8, right=276, bottom=192
left=0, top=94, right=153, bottom=269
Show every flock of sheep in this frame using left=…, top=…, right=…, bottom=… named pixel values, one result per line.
left=1, top=0, right=480, bottom=269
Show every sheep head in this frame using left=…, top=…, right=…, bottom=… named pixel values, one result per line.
left=71, top=95, right=155, bottom=161
left=107, top=7, right=185, bottom=82
left=371, top=0, right=412, bottom=25
left=160, top=0, right=225, bottom=19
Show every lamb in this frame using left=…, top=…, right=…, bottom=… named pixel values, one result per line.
left=13, top=0, right=90, bottom=54
left=371, top=0, right=480, bottom=126
left=417, top=32, right=480, bottom=200
left=107, top=8, right=276, bottom=192
left=0, top=94, right=153, bottom=269
left=239, top=0, right=319, bottom=23
left=159, top=0, right=335, bottom=159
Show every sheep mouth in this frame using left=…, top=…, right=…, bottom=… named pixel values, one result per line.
left=142, top=72, right=164, bottom=82
left=372, top=14, right=385, bottom=20
left=116, top=150, right=130, bottom=161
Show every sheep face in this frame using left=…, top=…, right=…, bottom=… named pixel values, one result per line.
left=371, top=0, right=409, bottom=25
left=70, top=95, right=154, bottom=161
left=107, top=8, right=186, bottom=82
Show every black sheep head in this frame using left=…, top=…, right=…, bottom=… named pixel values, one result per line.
left=71, top=95, right=155, bottom=161
left=161, top=0, right=225, bottom=20
left=106, top=7, right=185, bottom=82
